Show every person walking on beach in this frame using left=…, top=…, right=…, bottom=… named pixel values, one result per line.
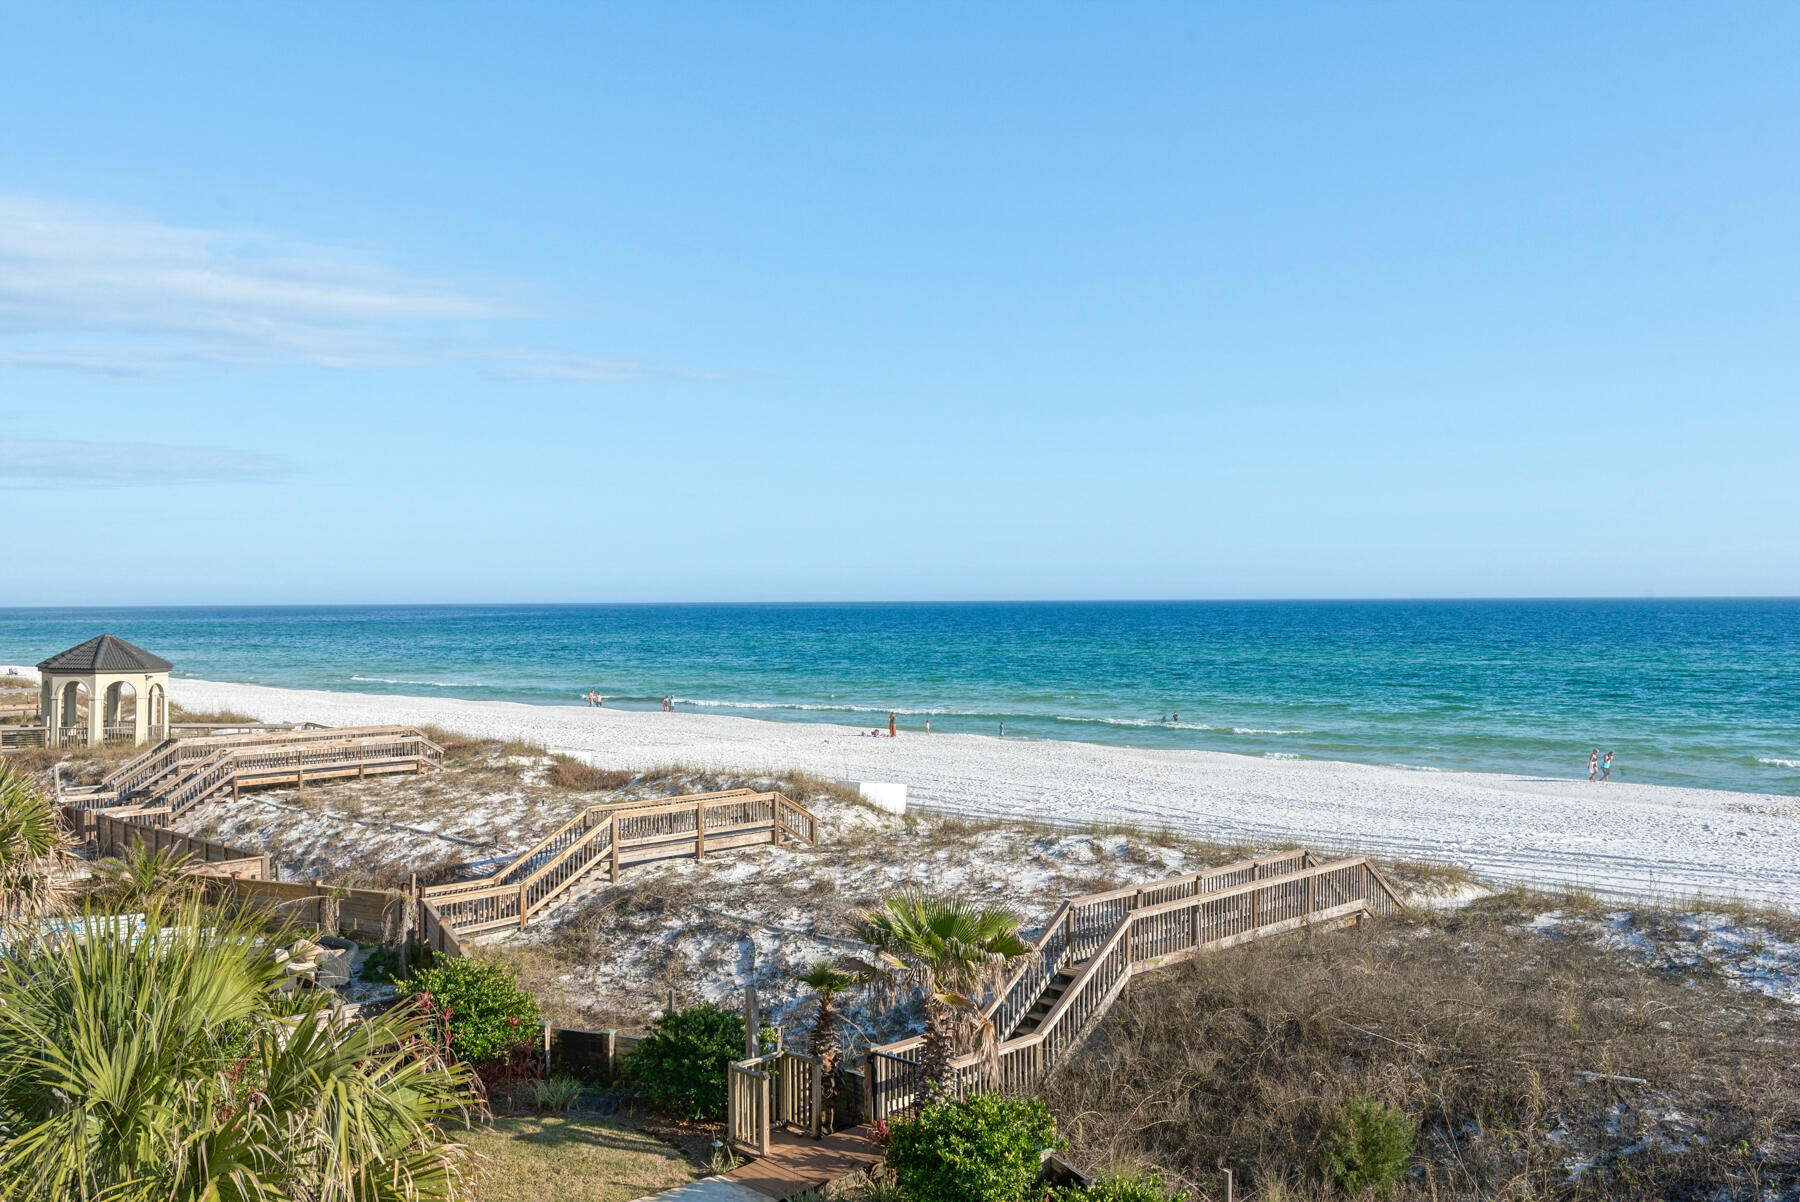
left=1601, top=750, right=1614, bottom=782
left=889, top=712, right=897, bottom=738
left=999, top=722, right=1005, bottom=739
left=1588, top=749, right=1599, bottom=781
left=925, top=718, right=931, bottom=733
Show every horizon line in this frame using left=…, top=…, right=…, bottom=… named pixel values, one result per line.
left=3, top=595, right=1798, bottom=611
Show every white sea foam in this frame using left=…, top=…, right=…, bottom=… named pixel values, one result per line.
left=1233, top=727, right=1307, bottom=735
left=350, top=676, right=489, bottom=688
left=1389, top=763, right=1445, bottom=772
left=1263, top=751, right=1301, bottom=760
left=672, top=698, right=955, bottom=716
left=1057, top=716, right=1218, bottom=730
left=1760, top=758, right=1800, bottom=770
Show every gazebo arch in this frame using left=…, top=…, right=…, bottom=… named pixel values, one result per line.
left=37, top=634, right=174, bottom=748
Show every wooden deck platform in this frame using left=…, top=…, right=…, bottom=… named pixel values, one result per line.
left=720, top=1126, right=881, bottom=1200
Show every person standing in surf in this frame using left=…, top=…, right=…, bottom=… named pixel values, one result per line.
left=1601, top=750, right=1614, bottom=782
left=888, top=712, right=897, bottom=737
left=1589, top=749, right=1599, bottom=781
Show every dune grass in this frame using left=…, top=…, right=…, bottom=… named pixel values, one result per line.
left=1041, top=890, right=1800, bottom=1200
left=460, top=1114, right=692, bottom=1202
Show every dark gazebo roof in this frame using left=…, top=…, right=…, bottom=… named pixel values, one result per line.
left=37, top=634, right=173, bottom=675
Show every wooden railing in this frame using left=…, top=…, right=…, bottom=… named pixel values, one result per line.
left=729, top=1049, right=822, bottom=1156
left=0, top=726, right=46, bottom=751
left=984, top=850, right=1315, bottom=1043
left=421, top=789, right=820, bottom=936
left=867, top=855, right=1403, bottom=1122
left=58, top=727, right=444, bottom=826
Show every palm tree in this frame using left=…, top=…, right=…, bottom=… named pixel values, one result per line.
left=851, top=894, right=1028, bottom=1095
left=797, top=960, right=855, bottom=1131
left=0, top=893, right=477, bottom=1200
left=0, top=760, right=70, bottom=921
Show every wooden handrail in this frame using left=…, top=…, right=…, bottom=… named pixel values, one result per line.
left=982, top=849, right=1312, bottom=1037
left=424, top=789, right=818, bottom=933
left=870, top=856, right=1398, bottom=1114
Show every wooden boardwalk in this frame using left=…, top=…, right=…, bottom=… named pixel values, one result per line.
left=720, top=1126, right=880, bottom=1200
left=59, top=726, right=442, bottom=824
left=865, top=851, right=1404, bottom=1120
left=423, top=789, right=819, bottom=936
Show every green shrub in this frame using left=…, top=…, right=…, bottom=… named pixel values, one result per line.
left=358, top=944, right=405, bottom=982
left=529, top=1074, right=585, bottom=1112
left=886, top=1092, right=1060, bottom=1202
left=627, top=1002, right=754, bottom=1122
left=398, top=956, right=541, bottom=1068
left=1321, top=1097, right=1413, bottom=1196
left=1052, top=1173, right=1190, bottom=1201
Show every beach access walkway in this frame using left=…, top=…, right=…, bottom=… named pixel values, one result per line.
left=714, top=850, right=1400, bottom=1194
left=862, top=850, right=1402, bottom=1120
left=420, top=789, right=820, bottom=935
left=57, top=725, right=444, bottom=831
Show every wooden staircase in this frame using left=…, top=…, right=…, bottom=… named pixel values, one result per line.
left=422, top=788, right=820, bottom=936
left=867, top=851, right=1404, bottom=1120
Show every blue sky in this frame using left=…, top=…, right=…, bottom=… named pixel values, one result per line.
left=3, top=4, right=1796, bottom=603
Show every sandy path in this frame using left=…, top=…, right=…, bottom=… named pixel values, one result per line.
left=171, top=679, right=1800, bottom=907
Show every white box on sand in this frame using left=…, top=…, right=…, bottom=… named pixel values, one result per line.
left=851, top=781, right=907, bottom=815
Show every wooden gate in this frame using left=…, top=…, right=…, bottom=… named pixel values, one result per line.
left=728, top=1050, right=822, bottom=1157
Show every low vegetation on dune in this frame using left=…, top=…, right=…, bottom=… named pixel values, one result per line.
left=11, top=720, right=1800, bottom=1200
left=1040, top=888, right=1800, bottom=1200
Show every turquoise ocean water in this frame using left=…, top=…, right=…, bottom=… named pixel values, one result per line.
left=1, top=601, right=1795, bottom=795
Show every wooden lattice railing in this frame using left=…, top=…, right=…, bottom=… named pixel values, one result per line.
left=867, top=854, right=1403, bottom=1121
left=422, top=789, right=820, bottom=935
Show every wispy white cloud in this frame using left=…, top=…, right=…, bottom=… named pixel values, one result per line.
left=483, top=350, right=742, bottom=383
left=0, top=197, right=501, bottom=372
left=0, top=435, right=287, bottom=486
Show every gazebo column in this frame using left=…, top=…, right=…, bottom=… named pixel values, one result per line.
left=42, top=682, right=60, bottom=748
left=86, top=675, right=104, bottom=748
left=133, top=676, right=150, bottom=745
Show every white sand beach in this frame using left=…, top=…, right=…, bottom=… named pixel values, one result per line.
left=166, top=678, right=1800, bottom=908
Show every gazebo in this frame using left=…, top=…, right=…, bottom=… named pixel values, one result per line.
left=37, top=634, right=173, bottom=748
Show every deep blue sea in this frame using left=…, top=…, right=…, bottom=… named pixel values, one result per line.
left=2, top=601, right=1796, bottom=795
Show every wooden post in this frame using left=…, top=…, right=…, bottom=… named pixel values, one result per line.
left=758, top=1074, right=772, bottom=1157
left=359, top=746, right=366, bottom=780
left=608, top=813, right=620, bottom=882
left=518, top=883, right=528, bottom=930
left=400, top=875, right=416, bottom=977
left=811, top=1053, right=824, bottom=1138
left=696, top=801, right=706, bottom=860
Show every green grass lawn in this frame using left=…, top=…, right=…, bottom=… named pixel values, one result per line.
left=461, top=1114, right=694, bottom=1202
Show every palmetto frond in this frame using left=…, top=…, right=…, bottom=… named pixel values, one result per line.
left=797, top=959, right=855, bottom=998
left=0, top=894, right=475, bottom=1200
left=90, top=843, right=209, bottom=908
left=0, top=760, right=72, bottom=921
left=852, top=893, right=1027, bottom=996
left=851, top=893, right=1027, bottom=1094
